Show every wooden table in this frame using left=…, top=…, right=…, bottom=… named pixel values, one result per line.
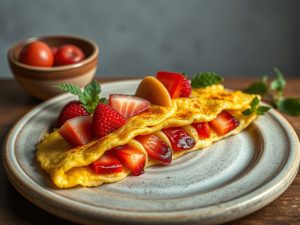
left=0, top=78, right=299, bottom=225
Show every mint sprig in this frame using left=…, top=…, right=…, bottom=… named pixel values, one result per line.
left=191, top=72, right=224, bottom=88
left=242, top=97, right=271, bottom=116
left=57, top=80, right=106, bottom=114
left=244, top=67, right=300, bottom=117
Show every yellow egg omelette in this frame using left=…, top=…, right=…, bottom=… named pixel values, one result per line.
left=37, top=84, right=258, bottom=188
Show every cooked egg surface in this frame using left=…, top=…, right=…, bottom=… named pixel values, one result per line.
left=37, top=85, right=258, bottom=188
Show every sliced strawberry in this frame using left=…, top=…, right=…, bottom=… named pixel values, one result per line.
left=58, top=116, right=94, bottom=147
left=162, top=127, right=196, bottom=151
left=180, top=77, right=192, bottom=97
left=56, top=101, right=89, bottom=128
left=192, top=122, right=211, bottom=139
left=90, top=151, right=123, bottom=174
left=92, top=103, right=126, bottom=138
left=114, top=145, right=146, bottom=176
left=135, top=134, right=172, bottom=165
left=109, top=94, right=150, bottom=119
left=156, top=71, right=184, bottom=98
left=209, top=111, right=240, bottom=136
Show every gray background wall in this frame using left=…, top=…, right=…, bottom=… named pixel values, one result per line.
left=1, top=0, right=299, bottom=78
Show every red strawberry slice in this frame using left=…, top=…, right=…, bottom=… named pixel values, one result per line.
left=180, top=76, right=192, bottom=97
left=209, top=111, right=240, bottom=135
left=90, top=151, right=123, bottom=174
left=192, top=122, right=211, bottom=139
left=156, top=71, right=184, bottom=98
left=135, top=134, right=172, bottom=165
left=58, top=116, right=94, bottom=147
left=114, top=145, right=146, bottom=176
left=93, top=103, right=126, bottom=138
left=162, top=127, right=196, bottom=151
left=56, top=101, right=89, bottom=128
left=109, top=94, right=150, bottom=119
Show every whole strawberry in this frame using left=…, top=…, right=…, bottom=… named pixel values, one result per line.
left=56, top=81, right=107, bottom=127
left=93, top=103, right=126, bottom=138
left=180, top=76, right=192, bottom=97
left=56, top=101, right=89, bottom=127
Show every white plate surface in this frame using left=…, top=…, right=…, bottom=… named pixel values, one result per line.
left=3, top=80, right=300, bottom=225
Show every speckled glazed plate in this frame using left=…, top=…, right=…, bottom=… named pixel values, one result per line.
left=3, top=80, right=300, bottom=225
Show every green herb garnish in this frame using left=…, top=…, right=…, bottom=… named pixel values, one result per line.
left=57, top=80, right=106, bottom=113
left=242, top=97, right=271, bottom=116
left=244, top=67, right=300, bottom=117
left=191, top=72, right=224, bottom=88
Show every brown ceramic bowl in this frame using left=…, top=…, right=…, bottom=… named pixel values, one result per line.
left=7, top=35, right=99, bottom=100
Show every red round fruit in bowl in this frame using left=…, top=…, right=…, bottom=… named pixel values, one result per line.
left=54, top=44, right=85, bottom=66
left=19, top=41, right=54, bottom=67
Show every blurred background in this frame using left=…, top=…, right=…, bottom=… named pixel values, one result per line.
left=1, top=0, right=299, bottom=78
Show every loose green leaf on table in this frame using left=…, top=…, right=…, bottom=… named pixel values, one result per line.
left=277, top=98, right=300, bottom=116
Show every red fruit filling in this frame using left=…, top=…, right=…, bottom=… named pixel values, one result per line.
left=90, top=151, right=123, bottom=174
left=192, top=122, right=211, bottom=139
left=135, top=134, right=172, bottom=165
left=113, top=145, right=146, bottom=176
left=162, top=127, right=195, bottom=151
left=209, top=111, right=240, bottom=135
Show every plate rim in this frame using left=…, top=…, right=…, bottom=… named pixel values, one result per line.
left=3, top=79, right=300, bottom=225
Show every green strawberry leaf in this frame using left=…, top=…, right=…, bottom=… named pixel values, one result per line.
left=191, top=72, right=224, bottom=88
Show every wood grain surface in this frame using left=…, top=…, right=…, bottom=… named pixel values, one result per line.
left=0, top=78, right=299, bottom=225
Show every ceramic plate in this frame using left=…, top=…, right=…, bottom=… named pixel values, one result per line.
left=3, top=80, right=300, bottom=225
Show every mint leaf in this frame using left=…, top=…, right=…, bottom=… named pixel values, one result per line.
left=244, top=76, right=268, bottom=95
left=255, top=106, right=271, bottom=115
left=191, top=72, right=224, bottom=88
left=250, top=96, right=260, bottom=110
left=56, top=83, right=83, bottom=97
left=84, top=80, right=101, bottom=98
left=56, top=80, right=104, bottom=114
left=242, top=97, right=270, bottom=116
left=242, top=109, right=252, bottom=116
left=271, top=67, right=286, bottom=94
left=277, top=98, right=300, bottom=116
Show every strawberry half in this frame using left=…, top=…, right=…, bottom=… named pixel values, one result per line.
left=58, top=116, right=94, bottom=147
left=93, top=103, right=126, bottom=138
left=114, top=145, right=146, bottom=176
left=56, top=101, right=89, bottom=128
left=135, top=134, right=172, bottom=165
left=90, top=151, right=123, bottom=174
left=156, top=71, right=184, bottom=98
left=209, top=111, right=240, bottom=136
left=180, top=76, right=192, bottom=97
left=192, top=122, right=211, bottom=139
left=109, top=94, right=150, bottom=119
left=162, top=127, right=196, bottom=151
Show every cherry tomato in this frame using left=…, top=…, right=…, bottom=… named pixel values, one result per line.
left=54, top=44, right=85, bottom=66
left=19, top=41, right=54, bottom=67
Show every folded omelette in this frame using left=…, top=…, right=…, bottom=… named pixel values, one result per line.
left=37, top=84, right=258, bottom=188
